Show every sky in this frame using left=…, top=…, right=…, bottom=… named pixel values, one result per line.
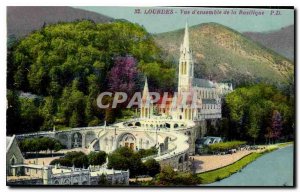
left=76, top=6, right=294, bottom=34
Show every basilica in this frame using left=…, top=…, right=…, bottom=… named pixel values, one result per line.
left=141, top=22, right=233, bottom=122
left=9, top=23, right=233, bottom=183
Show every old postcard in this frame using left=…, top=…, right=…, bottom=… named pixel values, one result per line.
left=6, top=6, right=295, bottom=187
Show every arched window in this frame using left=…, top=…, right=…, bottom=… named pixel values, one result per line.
left=179, top=156, right=183, bottom=164
left=64, top=179, right=70, bottom=185
left=10, top=156, right=16, bottom=165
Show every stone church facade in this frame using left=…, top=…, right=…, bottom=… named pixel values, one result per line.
left=6, top=135, right=24, bottom=176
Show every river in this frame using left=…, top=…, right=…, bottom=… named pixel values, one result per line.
left=205, top=145, right=294, bottom=186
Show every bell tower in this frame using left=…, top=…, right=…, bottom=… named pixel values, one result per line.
left=178, top=21, right=194, bottom=94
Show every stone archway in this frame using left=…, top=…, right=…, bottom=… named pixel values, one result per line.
left=135, top=122, right=141, bottom=127
left=117, top=133, right=136, bottom=150
left=91, top=140, right=100, bottom=151
left=71, top=132, right=82, bottom=148
left=85, top=131, right=96, bottom=148
left=64, top=178, right=70, bottom=185
left=57, top=133, right=69, bottom=148
left=178, top=156, right=183, bottom=164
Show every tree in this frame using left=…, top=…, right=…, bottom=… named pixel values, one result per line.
left=54, top=142, right=63, bottom=152
left=144, top=158, right=161, bottom=177
left=73, top=154, right=89, bottom=168
left=8, top=20, right=175, bottom=134
left=19, top=97, right=43, bottom=133
left=19, top=137, right=64, bottom=157
left=7, top=90, right=21, bottom=135
left=107, top=56, right=138, bottom=95
left=225, top=84, right=293, bottom=143
left=271, top=110, right=283, bottom=142
left=128, top=153, right=146, bottom=177
left=137, top=146, right=157, bottom=158
left=40, top=96, right=56, bottom=131
left=265, top=127, right=273, bottom=144
left=247, top=104, right=261, bottom=145
left=107, top=147, right=146, bottom=178
left=88, top=151, right=107, bottom=166
left=155, top=166, right=198, bottom=186
left=156, top=166, right=175, bottom=185
left=51, top=151, right=90, bottom=168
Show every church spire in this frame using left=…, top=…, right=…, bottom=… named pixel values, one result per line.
left=178, top=20, right=194, bottom=94
left=142, top=76, right=150, bottom=101
left=183, top=21, right=190, bottom=53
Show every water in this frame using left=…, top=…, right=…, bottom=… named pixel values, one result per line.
left=205, top=146, right=294, bottom=186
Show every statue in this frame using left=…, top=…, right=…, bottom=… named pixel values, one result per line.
left=74, top=133, right=79, bottom=147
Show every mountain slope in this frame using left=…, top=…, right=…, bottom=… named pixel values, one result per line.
left=7, top=6, right=113, bottom=38
left=244, top=25, right=294, bottom=61
left=154, top=23, right=294, bottom=85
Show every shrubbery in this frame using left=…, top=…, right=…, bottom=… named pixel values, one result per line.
left=19, top=137, right=64, bottom=156
left=137, top=146, right=157, bottom=158
left=154, top=166, right=198, bottom=186
left=107, top=147, right=160, bottom=178
left=208, top=141, right=246, bottom=152
left=50, top=151, right=107, bottom=168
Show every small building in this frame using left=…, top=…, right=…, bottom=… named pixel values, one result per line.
left=6, top=135, right=24, bottom=176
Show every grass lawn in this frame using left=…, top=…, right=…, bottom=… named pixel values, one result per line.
left=277, top=141, right=294, bottom=148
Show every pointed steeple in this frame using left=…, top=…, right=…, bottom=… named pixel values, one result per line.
left=178, top=20, right=194, bottom=94
left=142, top=76, right=149, bottom=100
left=183, top=21, right=190, bottom=53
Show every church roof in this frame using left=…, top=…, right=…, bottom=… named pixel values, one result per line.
left=192, top=78, right=215, bottom=88
left=202, top=99, right=217, bottom=104
left=6, top=135, right=14, bottom=152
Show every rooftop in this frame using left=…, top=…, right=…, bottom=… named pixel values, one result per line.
left=192, top=78, right=216, bottom=88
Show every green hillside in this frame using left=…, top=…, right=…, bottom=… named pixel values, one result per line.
left=7, top=20, right=175, bottom=135
left=154, top=22, right=294, bottom=85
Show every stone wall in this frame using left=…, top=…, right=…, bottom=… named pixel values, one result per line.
left=7, top=178, right=43, bottom=185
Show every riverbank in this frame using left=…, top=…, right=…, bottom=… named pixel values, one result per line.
left=197, top=142, right=293, bottom=184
